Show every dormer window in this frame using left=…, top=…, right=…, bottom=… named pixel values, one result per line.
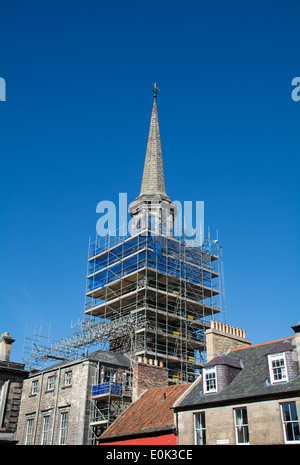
left=203, top=367, right=217, bottom=393
left=268, top=353, right=288, bottom=384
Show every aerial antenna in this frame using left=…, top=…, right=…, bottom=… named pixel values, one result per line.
left=152, top=82, right=160, bottom=98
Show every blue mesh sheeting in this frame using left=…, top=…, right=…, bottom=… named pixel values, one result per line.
left=92, top=382, right=123, bottom=396
left=87, top=232, right=220, bottom=293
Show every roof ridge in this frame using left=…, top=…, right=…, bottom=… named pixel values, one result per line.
left=230, top=335, right=294, bottom=352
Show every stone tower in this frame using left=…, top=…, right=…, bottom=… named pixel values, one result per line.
left=85, top=88, right=222, bottom=383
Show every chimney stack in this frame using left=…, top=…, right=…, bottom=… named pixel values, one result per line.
left=132, top=359, right=168, bottom=402
left=0, top=332, right=15, bottom=361
left=205, top=321, right=251, bottom=362
left=291, top=322, right=300, bottom=371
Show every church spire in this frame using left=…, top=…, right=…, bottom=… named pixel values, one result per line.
left=129, top=85, right=176, bottom=235
left=137, top=84, right=170, bottom=202
left=139, top=95, right=168, bottom=201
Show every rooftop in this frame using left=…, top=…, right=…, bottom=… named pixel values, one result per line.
left=100, top=383, right=191, bottom=441
left=175, top=336, right=299, bottom=410
left=28, top=348, right=131, bottom=376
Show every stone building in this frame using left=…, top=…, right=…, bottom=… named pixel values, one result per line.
left=15, top=349, right=131, bottom=445
left=0, top=332, right=28, bottom=444
left=174, top=322, right=300, bottom=445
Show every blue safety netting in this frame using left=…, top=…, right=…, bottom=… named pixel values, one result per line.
left=87, top=233, right=215, bottom=293
left=92, top=382, right=123, bottom=397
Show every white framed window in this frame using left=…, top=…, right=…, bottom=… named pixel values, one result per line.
left=234, top=407, right=249, bottom=445
left=59, top=411, right=69, bottom=445
left=31, top=380, right=38, bottom=395
left=103, top=370, right=115, bottom=383
left=281, top=402, right=300, bottom=443
left=268, top=353, right=288, bottom=384
left=65, top=371, right=72, bottom=386
left=41, top=415, right=50, bottom=445
left=203, top=367, right=217, bottom=393
left=194, top=412, right=206, bottom=445
left=25, top=417, right=34, bottom=445
left=47, top=376, right=55, bottom=391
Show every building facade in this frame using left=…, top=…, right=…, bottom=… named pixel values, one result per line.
left=174, top=322, right=300, bottom=445
left=0, top=332, right=28, bottom=444
left=15, top=349, right=131, bottom=445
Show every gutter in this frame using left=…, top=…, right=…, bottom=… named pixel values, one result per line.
left=100, top=425, right=176, bottom=443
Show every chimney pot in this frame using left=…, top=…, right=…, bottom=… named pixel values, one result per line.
left=0, top=332, right=15, bottom=361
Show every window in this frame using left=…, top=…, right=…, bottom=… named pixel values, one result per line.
left=194, top=412, right=206, bottom=445
left=31, top=380, right=38, bottom=395
left=59, top=411, right=69, bottom=445
left=281, top=402, right=300, bottom=443
left=234, top=407, right=249, bottom=444
left=65, top=371, right=72, bottom=386
left=41, top=416, right=50, bottom=445
left=25, top=418, right=34, bottom=445
left=0, top=381, right=4, bottom=402
left=203, top=367, right=217, bottom=393
left=268, top=353, right=288, bottom=384
left=0, top=380, right=8, bottom=428
left=103, top=370, right=115, bottom=383
left=47, top=376, right=55, bottom=391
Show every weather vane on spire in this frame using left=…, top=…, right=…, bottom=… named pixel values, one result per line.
left=152, top=82, right=160, bottom=98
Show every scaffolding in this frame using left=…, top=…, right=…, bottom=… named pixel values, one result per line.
left=85, top=225, right=223, bottom=383
left=21, top=224, right=223, bottom=443
left=22, top=225, right=223, bottom=383
left=88, top=365, right=132, bottom=444
left=21, top=315, right=139, bottom=371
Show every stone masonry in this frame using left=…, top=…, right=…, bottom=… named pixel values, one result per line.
left=139, top=99, right=167, bottom=200
left=205, top=320, right=251, bottom=362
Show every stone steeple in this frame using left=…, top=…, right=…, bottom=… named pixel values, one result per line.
left=139, top=98, right=170, bottom=202
left=129, top=88, right=177, bottom=235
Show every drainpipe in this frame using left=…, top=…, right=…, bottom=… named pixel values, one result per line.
left=33, top=372, right=44, bottom=444
left=175, top=411, right=179, bottom=445
left=50, top=367, right=61, bottom=445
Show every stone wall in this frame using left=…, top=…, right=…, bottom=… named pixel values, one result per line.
left=177, top=397, right=300, bottom=445
left=0, top=365, right=27, bottom=442
left=15, top=360, right=92, bottom=445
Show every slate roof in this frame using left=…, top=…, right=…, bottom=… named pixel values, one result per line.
left=28, top=348, right=130, bottom=376
left=205, top=354, right=242, bottom=369
left=100, top=383, right=191, bottom=441
left=175, top=336, right=300, bottom=410
left=87, top=349, right=131, bottom=368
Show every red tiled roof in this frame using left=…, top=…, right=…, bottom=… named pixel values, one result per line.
left=100, top=383, right=191, bottom=440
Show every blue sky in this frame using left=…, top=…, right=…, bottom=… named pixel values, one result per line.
left=0, top=0, right=299, bottom=364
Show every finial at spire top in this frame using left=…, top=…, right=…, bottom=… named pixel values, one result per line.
left=152, top=82, right=160, bottom=98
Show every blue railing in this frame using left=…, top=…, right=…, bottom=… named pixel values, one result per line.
left=92, top=382, right=123, bottom=397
